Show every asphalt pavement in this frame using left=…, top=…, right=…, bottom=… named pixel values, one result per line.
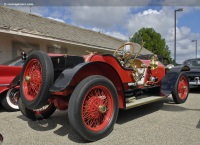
left=0, top=87, right=200, bottom=145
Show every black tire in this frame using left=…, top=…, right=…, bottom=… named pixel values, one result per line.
left=0, top=89, right=19, bottom=112
left=172, top=72, right=189, bottom=104
left=18, top=97, right=56, bottom=120
left=68, top=75, right=118, bottom=141
left=20, top=51, right=54, bottom=109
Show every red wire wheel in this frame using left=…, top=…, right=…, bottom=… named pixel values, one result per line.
left=20, top=51, right=54, bottom=109
left=68, top=75, right=118, bottom=141
left=23, top=59, right=42, bottom=101
left=82, top=86, right=114, bottom=132
left=177, top=75, right=188, bottom=100
left=172, top=73, right=189, bottom=104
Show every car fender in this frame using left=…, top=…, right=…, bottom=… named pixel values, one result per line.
left=50, top=62, right=89, bottom=92
left=50, top=61, right=123, bottom=92
left=161, top=65, right=190, bottom=96
left=0, top=73, right=21, bottom=94
left=8, top=73, right=21, bottom=89
left=0, top=87, right=8, bottom=94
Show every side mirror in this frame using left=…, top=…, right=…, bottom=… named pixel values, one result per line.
left=21, top=52, right=27, bottom=60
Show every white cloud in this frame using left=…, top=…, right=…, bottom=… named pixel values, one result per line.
left=172, top=27, right=200, bottom=63
left=88, top=27, right=127, bottom=40
left=69, top=6, right=131, bottom=29
left=141, top=9, right=160, bottom=15
left=176, top=26, right=191, bottom=40
left=104, top=31, right=128, bottom=40
left=126, top=8, right=174, bottom=37
left=47, top=17, right=65, bottom=23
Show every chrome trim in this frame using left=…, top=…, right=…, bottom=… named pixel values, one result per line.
left=189, top=82, right=200, bottom=85
left=0, top=84, right=9, bottom=87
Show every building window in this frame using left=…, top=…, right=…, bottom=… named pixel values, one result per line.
left=12, top=42, right=39, bottom=58
left=48, top=44, right=68, bottom=54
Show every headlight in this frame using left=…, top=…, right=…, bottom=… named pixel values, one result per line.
left=166, top=64, right=174, bottom=70
left=149, top=54, right=158, bottom=70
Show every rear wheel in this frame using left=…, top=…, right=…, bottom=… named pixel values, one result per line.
left=172, top=73, right=189, bottom=104
left=68, top=75, right=118, bottom=141
left=0, top=89, right=19, bottom=111
left=18, top=97, right=56, bottom=120
left=20, top=51, right=54, bottom=109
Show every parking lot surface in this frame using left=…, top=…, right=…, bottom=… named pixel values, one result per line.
left=0, top=87, right=200, bottom=145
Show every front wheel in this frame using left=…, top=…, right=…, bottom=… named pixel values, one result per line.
left=20, top=51, right=54, bottom=110
left=172, top=72, right=189, bottom=104
left=18, top=97, right=56, bottom=120
left=68, top=75, right=119, bottom=141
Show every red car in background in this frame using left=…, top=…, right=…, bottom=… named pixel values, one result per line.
left=0, top=56, right=24, bottom=111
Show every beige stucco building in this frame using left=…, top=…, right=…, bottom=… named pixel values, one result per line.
left=0, top=6, right=152, bottom=64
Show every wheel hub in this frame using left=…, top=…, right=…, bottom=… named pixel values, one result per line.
left=99, top=105, right=107, bottom=113
left=86, top=97, right=107, bottom=119
left=25, top=76, right=31, bottom=82
left=8, top=89, right=19, bottom=105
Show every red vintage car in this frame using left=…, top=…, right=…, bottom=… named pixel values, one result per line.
left=15, top=42, right=189, bottom=141
left=0, top=56, right=24, bottom=111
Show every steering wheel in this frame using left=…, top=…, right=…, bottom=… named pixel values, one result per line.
left=114, top=42, right=135, bottom=60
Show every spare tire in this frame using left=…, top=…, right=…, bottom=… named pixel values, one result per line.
left=20, top=51, right=54, bottom=109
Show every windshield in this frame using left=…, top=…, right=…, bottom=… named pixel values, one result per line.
left=183, top=60, right=200, bottom=67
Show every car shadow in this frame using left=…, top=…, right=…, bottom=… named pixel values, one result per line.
left=117, top=96, right=200, bottom=125
left=17, top=110, right=87, bottom=143
left=0, top=103, right=6, bottom=113
left=161, top=102, right=200, bottom=112
left=116, top=99, right=166, bottom=124
left=189, top=86, right=200, bottom=94
left=0, top=104, right=4, bottom=113
left=16, top=95, right=199, bottom=143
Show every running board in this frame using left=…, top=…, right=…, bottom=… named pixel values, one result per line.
left=125, top=96, right=164, bottom=110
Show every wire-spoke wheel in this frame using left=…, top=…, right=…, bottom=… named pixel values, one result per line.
left=23, top=59, right=42, bottom=101
left=68, top=75, right=118, bottom=141
left=20, top=51, right=54, bottom=109
left=1, top=88, right=19, bottom=111
left=82, top=85, right=114, bottom=132
left=172, top=72, right=189, bottom=104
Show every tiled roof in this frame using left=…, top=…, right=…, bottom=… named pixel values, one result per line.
left=0, top=6, right=152, bottom=54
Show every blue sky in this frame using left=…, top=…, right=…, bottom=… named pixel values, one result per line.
left=8, top=2, right=200, bottom=63
left=179, top=9, right=200, bottom=33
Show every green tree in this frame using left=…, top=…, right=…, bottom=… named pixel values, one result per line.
left=130, top=28, right=172, bottom=63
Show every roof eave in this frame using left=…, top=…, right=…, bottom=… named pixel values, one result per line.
left=0, top=29, right=116, bottom=52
